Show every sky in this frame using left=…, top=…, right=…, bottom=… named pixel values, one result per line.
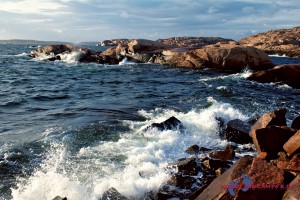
left=0, top=0, right=299, bottom=42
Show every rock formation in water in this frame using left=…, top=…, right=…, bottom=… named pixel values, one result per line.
left=156, top=37, right=234, bottom=48
left=239, top=26, right=300, bottom=57
left=247, top=64, right=300, bottom=89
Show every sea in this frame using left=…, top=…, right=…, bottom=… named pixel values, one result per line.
left=0, top=43, right=299, bottom=200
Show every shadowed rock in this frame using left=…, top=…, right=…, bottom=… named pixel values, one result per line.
left=249, top=108, right=287, bottom=152
left=291, top=116, right=300, bottom=129
left=255, top=126, right=296, bottom=157
left=225, top=119, right=252, bottom=144
left=52, top=196, right=67, bottom=200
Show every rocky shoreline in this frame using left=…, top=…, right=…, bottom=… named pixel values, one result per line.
left=29, top=36, right=300, bottom=88
left=52, top=109, right=300, bottom=200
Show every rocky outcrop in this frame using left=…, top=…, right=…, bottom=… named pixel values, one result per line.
left=156, top=37, right=234, bottom=48
left=30, top=38, right=275, bottom=71
left=99, top=39, right=131, bottom=46
left=239, top=26, right=300, bottom=57
left=146, top=116, right=184, bottom=131
left=248, top=64, right=300, bottom=89
left=153, top=42, right=275, bottom=71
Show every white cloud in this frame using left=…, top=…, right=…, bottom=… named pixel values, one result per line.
left=0, top=0, right=299, bottom=41
left=0, top=0, right=65, bottom=14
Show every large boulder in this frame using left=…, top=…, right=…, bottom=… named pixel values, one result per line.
left=255, top=126, right=296, bottom=157
left=30, top=44, right=75, bottom=58
left=247, top=64, right=300, bottom=89
left=29, top=44, right=103, bottom=63
left=239, top=26, right=300, bottom=58
left=249, top=108, right=287, bottom=152
left=153, top=43, right=275, bottom=71
left=225, top=119, right=252, bottom=144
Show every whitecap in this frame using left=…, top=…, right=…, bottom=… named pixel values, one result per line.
left=11, top=99, right=248, bottom=199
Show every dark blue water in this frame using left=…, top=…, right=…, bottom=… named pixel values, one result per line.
left=0, top=44, right=299, bottom=200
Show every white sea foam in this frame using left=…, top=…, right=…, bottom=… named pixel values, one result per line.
left=11, top=98, right=248, bottom=199
left=15, top=52, right=28, bottom=57
left=119, top=57, right=137, bottom=65
left=269, top=54, right=288, bottom=57
left=58, top=51, right=84, bottom=64
left=199, top=68, right=252, bottom=82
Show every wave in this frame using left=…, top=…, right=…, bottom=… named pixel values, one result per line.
left=269, top=54, right=288, bottom=58
left=32, top=51, right=84, bottom=64
left=199, top=68, right=252, bottom=82
left=11, top=98, right=248, bottom=200
left=119, top=57, right=137, bottom=65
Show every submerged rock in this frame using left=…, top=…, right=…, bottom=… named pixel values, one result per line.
left=147, top=116, right=184, bottom=131
left=100, top=187, right=127, bottom=200
left=248, top=64, right=300, bottom=89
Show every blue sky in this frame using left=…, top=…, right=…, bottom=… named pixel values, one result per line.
left=0, top=0, right=299, bottom=42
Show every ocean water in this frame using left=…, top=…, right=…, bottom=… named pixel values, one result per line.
left=0, top=43, right=299, bottom=200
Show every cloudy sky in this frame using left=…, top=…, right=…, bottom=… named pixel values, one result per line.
left=0, top=0, right=299, bottom=42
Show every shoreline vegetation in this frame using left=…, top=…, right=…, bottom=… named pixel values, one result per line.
left=17, top=26, right=300, bottom=199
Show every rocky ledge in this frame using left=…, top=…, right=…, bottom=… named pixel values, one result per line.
left=239, top=26, right=300, bottom=58
left=99, top=37, right=234, bottom=48
left=247, top=64, right=300, bottom=89
left=31, top=39, right=275, bottom=72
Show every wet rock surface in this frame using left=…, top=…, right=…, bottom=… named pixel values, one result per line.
left=225, top=119, right=252, bottom=144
